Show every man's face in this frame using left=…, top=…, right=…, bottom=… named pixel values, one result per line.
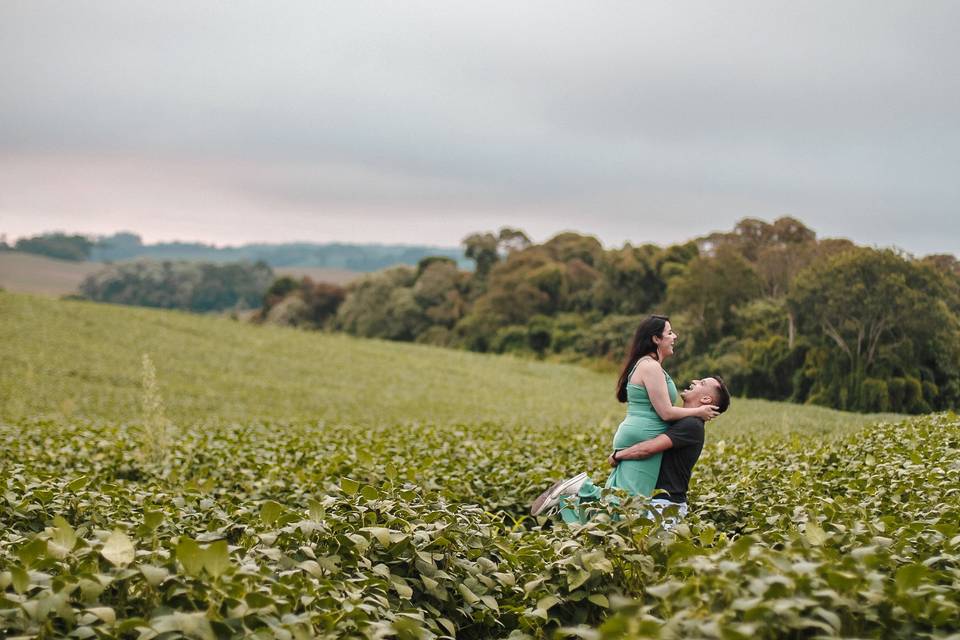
left=681, top=377, right=719, bottom=407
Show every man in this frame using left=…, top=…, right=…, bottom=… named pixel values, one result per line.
left=530, top=376, right=730, bottom=524
left=608, top=376, right=730, bottom=523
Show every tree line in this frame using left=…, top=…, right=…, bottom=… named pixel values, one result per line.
left=1, top=232, right=95, bottom=261
left=260, top=218, right=960, bottom=414
left=3, top=230, right=468, bottom=271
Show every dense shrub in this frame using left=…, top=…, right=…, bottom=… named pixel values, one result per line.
left=259, top=278, right=347, bottom=329
left=80, top=260, right=274, bottom=312
left=860, top=377, right=890, bottom=412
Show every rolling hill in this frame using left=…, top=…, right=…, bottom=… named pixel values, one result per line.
left=0, top=290, right=902, bottom=437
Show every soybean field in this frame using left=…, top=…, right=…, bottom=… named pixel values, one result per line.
left=1, top=292, right=957, bottom=639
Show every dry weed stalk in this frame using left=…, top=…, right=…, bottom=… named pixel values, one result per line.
left=139, top=353, right=173, bottom=463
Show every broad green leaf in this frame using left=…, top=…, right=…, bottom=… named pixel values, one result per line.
left=150, top=612, right=215, bottom=640
left=66, top=476, right=90, bottom=491
left=52, top=515, right=77, bottom=550
left=201, top=540, right=231, bottom=577
left=813, top=606, right=841, bottom=631
left=143, top=510, right=163, bottom=531
left=47, top=541, right=71, bottom=560
left=588, top=593, right=609, bottom=608
left=260, top=500, right=283, bottom=526
left=245, top=592, right=275, bottom=609
left=117, top=618, right=149, bottom=634
left=361, top=527, right=392, bottom=547
left=458, top=583, right=480, bottom=605
left=646, top=581, right=683, bottom=598
left=11, top=566, right=30, bottom=594
left=580, top=550, right=613, bottom=573
left=805, top=522, right=827, bottom=546
left=101, top=531, right=135, bottom=567
left=299, top=560, right=323, bottom=578
left=537, top=595, right=561, bottom=611
left=524, top=578, right=545, bottom=595
left=86, top=607, right=116, bottom=624
left=71, top=626, right=97, bottom=639
left=79, top=578, right=107, bottom=601
left=699, top=526, right=716, bottom=546
left=176, top=537, right=204, bottom=575
left=479, top=595, right=499, bottom=612
left=308, top=499, right=324, bottom=521
left=567, top=568, right=591, bottom=590
left=392, top=578, right=413, bottom=599
left=16, top=538, right=47, bottom=567
left=895, top=563, right=929, bottom=591
left=437, top=619, right=456, bottom=636
left=493, top=571, right=516, bottom=587
left=729, top=535, right=754, bottom=559
left=347, top=534, right=369, bottom=551
left=140, top=564, right=169, bottom=586
left=478, top=557, right=497, bottom=572
left=340, top=477, right=360, bottom=496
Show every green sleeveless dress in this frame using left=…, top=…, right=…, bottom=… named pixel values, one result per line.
left=560, top=363, right=677, bottom=524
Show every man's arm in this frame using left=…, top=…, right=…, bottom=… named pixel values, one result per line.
left=608, top=434, right=673, bottom=466
left=609, top=417, right=705, bottom=466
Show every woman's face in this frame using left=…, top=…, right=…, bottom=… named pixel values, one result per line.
left=657, top=321, right=678, bottom=358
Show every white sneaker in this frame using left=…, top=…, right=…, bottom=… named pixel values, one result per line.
left=530, top=472, right=589, bottom=516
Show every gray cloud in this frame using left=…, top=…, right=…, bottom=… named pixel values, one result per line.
left=1, top=1, right=958, bottom=254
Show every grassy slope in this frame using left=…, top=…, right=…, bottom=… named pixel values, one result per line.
left=0, top=292, right=903, bottom=438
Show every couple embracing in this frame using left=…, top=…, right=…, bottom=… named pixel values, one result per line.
left=531, top=315, right=730, bottom=525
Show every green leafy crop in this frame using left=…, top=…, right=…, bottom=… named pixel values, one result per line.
left=0, top=293, right=956, bottom=638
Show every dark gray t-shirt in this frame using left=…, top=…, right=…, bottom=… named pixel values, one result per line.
left=654, top=417, right=705, bottom=503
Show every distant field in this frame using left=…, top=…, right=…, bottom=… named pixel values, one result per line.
left=0, top=251, right=360, bottom=297
left=0, top=251, right=102, bottom=295
left=274, top=265, right=360, bottom=285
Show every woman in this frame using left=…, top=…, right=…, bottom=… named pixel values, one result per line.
left=530, top=314, right=718, bottom=520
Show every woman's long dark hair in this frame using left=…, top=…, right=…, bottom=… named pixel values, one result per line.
left=616, top=314, right=670, bottom=403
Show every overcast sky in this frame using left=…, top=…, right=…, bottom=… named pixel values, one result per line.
left=1, top=1, right=958, bottom=255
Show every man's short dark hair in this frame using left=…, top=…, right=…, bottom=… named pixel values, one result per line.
left=711, top=376, right=731, bottom=413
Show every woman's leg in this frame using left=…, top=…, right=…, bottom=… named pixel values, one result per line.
left=558, top=478, right=603, bottom=524
left=605, top=455, right=662, bottom=497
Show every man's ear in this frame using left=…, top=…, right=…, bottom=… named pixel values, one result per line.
left=699, top=395, right=714, bottom=406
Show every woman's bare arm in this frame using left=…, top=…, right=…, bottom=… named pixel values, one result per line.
left=635, top=359, right=718, bottom=422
